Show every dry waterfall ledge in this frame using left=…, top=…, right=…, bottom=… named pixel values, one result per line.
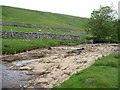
left=2, top=44, right=119, bottom=88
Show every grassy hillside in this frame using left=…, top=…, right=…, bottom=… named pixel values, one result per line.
left=53, top=54, right=119, bottom=88
left=2, top=6, right=88, bottom=31
left=1, top=6, right=89, bottom=54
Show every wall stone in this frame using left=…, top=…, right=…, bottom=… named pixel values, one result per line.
left=1, top=21, right=85, bottom=34
left=1, top=31, right=80, bottom=40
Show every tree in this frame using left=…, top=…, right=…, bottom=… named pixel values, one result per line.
left=118, top=20, right=120, bottom=42
left=88, top=5, right=118, bottom=43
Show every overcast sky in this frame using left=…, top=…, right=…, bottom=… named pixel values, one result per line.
left=1, top=0, right=119, bottom=18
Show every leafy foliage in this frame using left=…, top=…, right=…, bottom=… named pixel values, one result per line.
left=88, top=6, right=118, bottom=43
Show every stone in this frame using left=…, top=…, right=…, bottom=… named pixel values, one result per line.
left=63, top=70, right=72, bottom=75
left=61, top=66, right=68, bottom=70
left=1, top=31, right=80, bottom=40
left=67, top=48, right=84, bottom=55
left=36, top=78, right=49, bottom=83
left=19, top=66, right=32, bottom=70
left=48, top=47, right=52, bottom=50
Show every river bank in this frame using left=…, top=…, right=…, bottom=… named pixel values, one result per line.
left=1, top=43, right=119, bottom=88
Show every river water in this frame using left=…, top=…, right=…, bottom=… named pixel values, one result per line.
left=2, top=59, right=36, bottom=88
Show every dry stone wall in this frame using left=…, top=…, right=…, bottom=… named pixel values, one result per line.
left=1, top=31, right=80, bottom=40
left=1, top=21, right=84, bottom=34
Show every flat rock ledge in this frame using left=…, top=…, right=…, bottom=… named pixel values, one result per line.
left=2, top=44, right=119, bottom=88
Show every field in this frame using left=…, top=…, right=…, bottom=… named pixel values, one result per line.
left=2, top=6, right=88, bottom=31
left=1, top=6, right=89, bottom=54
left=53, top=54, right=119, bottom=88
left=1, top=25, right=78, bottom=35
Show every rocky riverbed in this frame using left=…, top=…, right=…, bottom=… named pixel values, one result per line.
left=1, top=44, right=119, bottom=88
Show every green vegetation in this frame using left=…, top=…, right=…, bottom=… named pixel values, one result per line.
left=1, top=6, right=89, bottom=54
left=1, top=5, right=119, bottom=89
left=2, top=25, right=77, bottom=35
left=53, top=54, right=118, bottom=88
left=88, top=6, right=118, bottom=43
left=2, top=38, right=85, bottom=54
left=2, top=6, right=88, bottom=31
left=118, top=20, right=120, bottom=42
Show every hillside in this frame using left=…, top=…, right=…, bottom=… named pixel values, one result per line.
left=1, top=6, right=89, bottom=54
left=1, top=5, right=118, bottom=89
left=2, top=6, right=88, bottom=31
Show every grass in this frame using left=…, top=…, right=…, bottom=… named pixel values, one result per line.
left=2, top=6, right=88, bottom=31
left=1, top=6, right=90, bottom=54
left=2, top=38, right=85, bottom=54
left=1, top=25, right=78, bottom=35
left=53, top=54, right=119, bottom=88
left=1, top=6, right=90, bottom=55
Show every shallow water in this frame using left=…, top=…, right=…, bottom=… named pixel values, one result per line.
left=2, top=59, right=35, bottom=88
left=12, top=59, right=36, bottom=66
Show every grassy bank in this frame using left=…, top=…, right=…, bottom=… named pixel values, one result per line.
left=53, top=54, right=119, bottom=88
left=2, top=38, right=85, bottom=54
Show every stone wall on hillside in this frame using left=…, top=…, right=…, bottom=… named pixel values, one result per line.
left=1, top=21, right=85, bottom=34
left=1, top=31, right=80, bottom=40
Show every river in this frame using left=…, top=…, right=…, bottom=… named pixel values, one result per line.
left=1, top=59, right=36, bottom=88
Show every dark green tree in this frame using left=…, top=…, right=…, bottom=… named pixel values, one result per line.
left=88, top=6, right=118, bottom=43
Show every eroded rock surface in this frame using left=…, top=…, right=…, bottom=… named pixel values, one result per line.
left=1, top=44, right=119, bottom=88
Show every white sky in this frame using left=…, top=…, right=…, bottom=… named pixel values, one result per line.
left=1, top=0, right=119, bottom=18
